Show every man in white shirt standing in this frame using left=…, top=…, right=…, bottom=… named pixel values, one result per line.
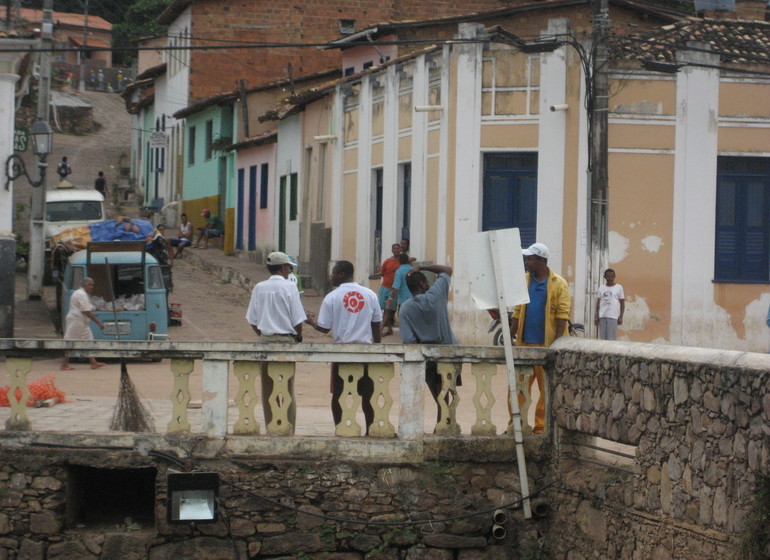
left=306, top=260, right=382, bottom=433
left=245, top=251, right=307, bottom=429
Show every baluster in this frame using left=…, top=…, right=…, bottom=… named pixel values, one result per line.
left=233, top=361, right=260, bottom=435
left=434, top=363, right=461, bottom=435
left=167, top=359, right=193, bottom=433
left=516, top=365, right=535, bottom=435
left=471, top=362, right=497, bottom=435
left=5, top=358, right=31, bottom=430
left=201, top=359, right=230, bottom=438
left=336, top=364, right=364, bottom=437
left=263, top=362, right=295, bottom=436
left=367, top=363, right=395, bottom=438
left=398, top=354, right=425, bottom=440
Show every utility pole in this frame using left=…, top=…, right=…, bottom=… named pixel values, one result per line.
left=79, top=0, right=88, bottom=90
left=27, top=0, right=52, bottom=300
left=585, top=0, right=610, bottom=333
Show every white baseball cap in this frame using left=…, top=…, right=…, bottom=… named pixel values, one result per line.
left=522, top=243, right=550, bottom=259
left=266, top=251, right=290, bottom=265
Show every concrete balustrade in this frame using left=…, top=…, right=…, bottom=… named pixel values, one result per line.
left=0, top=340, right=550, bottom=438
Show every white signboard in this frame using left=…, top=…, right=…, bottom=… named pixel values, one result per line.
left=149, top=131, right=168, bottom=148
left=465, top=228, right=529, bottom=311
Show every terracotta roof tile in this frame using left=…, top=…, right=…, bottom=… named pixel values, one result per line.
left=611, top=17, right=770, bottom=64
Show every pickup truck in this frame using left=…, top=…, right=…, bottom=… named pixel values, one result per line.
left=44, top=185, right=105, bottom=284
left=58, top=241, right=169, bottom=341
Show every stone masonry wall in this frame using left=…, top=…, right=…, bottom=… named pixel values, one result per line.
left=0, top=441, right=554, bottom=560
left=546, top=337, right=770, bottom=559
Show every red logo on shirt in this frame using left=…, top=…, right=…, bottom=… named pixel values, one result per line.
left=343, top=291, right=365, bottom=313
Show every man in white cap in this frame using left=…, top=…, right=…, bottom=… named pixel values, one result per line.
left=509, top=242, right=571, bottom=434
left=245, top=251, right=307, bottom=430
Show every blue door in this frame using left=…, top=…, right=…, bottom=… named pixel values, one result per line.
left=482, top=153, right=538, bottom=246
left=236, top=168, right=244, bottom=250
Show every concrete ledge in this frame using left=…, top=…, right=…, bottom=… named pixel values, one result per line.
left=551, top=336, right=770, bottom=373
left=0, top=431, right=524, bottom=464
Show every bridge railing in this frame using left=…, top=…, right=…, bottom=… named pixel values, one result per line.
left=1, top=340, right=550, bottom=438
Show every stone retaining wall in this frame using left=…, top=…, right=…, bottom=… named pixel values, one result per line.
left=547, top=337, right=770, bottom=559
left=2, top=339, right=768, bottom=559
left=0, top=440, right=552, bottom=559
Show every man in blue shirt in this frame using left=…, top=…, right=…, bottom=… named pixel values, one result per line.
left=510, top=243, right=571, bottom=433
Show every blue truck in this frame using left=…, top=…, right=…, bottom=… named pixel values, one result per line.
left=58, top=241, right=169, bottom=341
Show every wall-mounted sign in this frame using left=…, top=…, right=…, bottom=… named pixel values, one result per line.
left=14, top=128, right=28, bottom=152
left=149, top=131, right=167, bottom=148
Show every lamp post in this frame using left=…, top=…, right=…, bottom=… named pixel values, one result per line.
left=4, top=120, right=53, bottom=303
left=4, top=121, right=54, bottom=190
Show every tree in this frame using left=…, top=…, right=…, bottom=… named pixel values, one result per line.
left=25, top=0, right=170, bottom=66
left=25, top=0, right=133, bottom=23
left=111, top=0, right=170, bottom=65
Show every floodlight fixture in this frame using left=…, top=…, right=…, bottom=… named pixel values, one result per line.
left=167, top=471, right=220, bottom=525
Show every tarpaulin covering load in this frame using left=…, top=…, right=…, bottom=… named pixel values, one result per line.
left=51, top=219, right=156, bottom=252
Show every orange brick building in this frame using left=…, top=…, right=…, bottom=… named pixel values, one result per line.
left=162, top=0, right=516, bottom=101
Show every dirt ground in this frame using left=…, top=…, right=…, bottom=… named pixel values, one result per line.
left=13, top=89, right=131, bottom=236
left=10, top=258, right=521, bottom=435
left=6, top=90, right=527, bottom=435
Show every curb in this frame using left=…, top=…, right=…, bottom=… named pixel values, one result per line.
left=179, top=250, right=258, bottom=293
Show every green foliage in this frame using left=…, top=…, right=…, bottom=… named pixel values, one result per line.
left=318, top=522, right=335, bottom=545
left=111, top=0, right=172, bottom=65
left=733, top=476, right=770, bottom=560
left=520, top=534, right=550, bottom=560
left=424, top=460, right=456, bottom=482
left=26, top=0, right=133, bottom=23
left=15, top=233, right=28, bottom=256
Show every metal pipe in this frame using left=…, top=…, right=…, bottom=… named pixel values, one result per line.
left=532, top=502, right=550, bottom=518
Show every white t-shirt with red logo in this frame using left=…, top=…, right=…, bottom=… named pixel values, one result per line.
left=317, top=282, right=382, bottom=343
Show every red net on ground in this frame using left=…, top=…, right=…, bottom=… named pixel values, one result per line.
left=0, top=375, right=69, bottom=407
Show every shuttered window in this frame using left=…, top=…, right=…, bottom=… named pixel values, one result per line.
left=482, top=153, right=538, bottom=246
left=714, top=157, right=770, bottom=283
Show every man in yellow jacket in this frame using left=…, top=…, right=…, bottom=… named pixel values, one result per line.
left=510, top=242, right=571, bottom=433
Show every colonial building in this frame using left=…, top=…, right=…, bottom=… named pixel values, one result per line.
left=260, top=11, right=770, bottom=350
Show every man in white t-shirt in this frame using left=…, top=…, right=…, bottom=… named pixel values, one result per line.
left=595, top=268, right=625, bottom=340
left=246, top=251, right=307, bottom=429
left=306, top=260, right=382, bottom=433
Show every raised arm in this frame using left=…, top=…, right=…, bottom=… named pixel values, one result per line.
left=409, top=264, right=452, bottom=277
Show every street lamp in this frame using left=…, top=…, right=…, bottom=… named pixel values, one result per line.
left=4, top=120, right=54, bottom=190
